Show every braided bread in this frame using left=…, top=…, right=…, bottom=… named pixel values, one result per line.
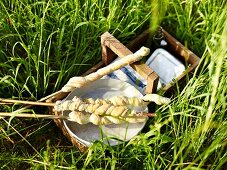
left=68, top=111, right=147, bottom=125
left=55, top=100, right=137, bottom=117
left=142, top=94, right=170, bottom=105
left=73, top=94, right=170, bottom=106
left=56, top=94, right=170, bottom=125
left=81, top=96, right=144, bottom=106
left=61, top=47, right=150, bottom=92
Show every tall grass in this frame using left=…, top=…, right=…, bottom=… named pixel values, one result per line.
left=0, top=0, right=226, bottom=169
left=0, top=0, right=151, bottom=99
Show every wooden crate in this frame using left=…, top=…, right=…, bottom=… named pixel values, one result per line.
left=125, top=27, right=200, bottom=93
left=46, top=27, right=200, bottom=152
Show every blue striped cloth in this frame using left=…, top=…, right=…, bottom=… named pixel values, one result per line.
left=102, top=58, right=147, bottom=94
left=103, top=47, right=186, bottom=94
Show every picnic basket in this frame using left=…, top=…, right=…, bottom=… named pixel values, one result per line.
left=45, top=27, right=200, bottom=152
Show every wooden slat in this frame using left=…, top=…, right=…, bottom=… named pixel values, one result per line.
left=101, top=32, right=159, bottom=93
left=161, top=28, right=200, bottom=92
left=126, top=30, right=150, bottom=52
left=82, top=61, right=104, bottom=76
left=162, top=28, right=200, bottom=66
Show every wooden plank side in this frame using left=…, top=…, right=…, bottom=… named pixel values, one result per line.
left=162, top=29, right=200, bottom=66
left=101, top=32, right=159, bottom=93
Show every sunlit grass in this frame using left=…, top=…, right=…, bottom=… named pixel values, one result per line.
left=0, top=0, right=151, bottom=99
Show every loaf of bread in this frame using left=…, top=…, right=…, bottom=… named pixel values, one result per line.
left=55, top=99, right=137, bottom=117
left=55, top=93, right=170, bottom=125
left=68, top=111, right=147, bottom=125
left=61, top=47, right=150, bottom=92
left=73, top=94, right=170, bottom=106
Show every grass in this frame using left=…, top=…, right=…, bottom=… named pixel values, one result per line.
left=0, top=0, right=227, bottom=169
